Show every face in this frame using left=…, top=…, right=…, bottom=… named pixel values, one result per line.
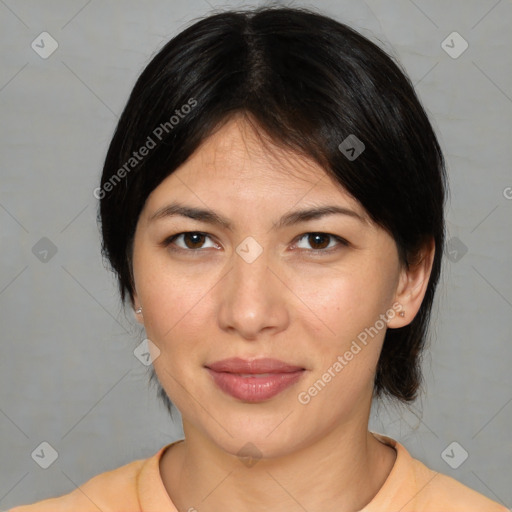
left=132, top=116, right=409, bottom=458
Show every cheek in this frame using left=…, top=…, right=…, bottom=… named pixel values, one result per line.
left=292, top=272, right=387, bottom=415
left=140, top=276, right=205, bottom=341
left=135, top=256, right=225, bottom=363
left=139, top=270, right=214, bottom=412
left=290, top=262, right=396, bottom=401
left=290, top=261, right=393, bottom=342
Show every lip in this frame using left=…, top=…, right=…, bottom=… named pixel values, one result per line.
left=207, top=357, right=304, bottom=374
left=205, top=358, right=306, bottom=402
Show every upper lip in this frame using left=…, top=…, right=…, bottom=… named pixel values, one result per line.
left=206, top=358, right=304, bottom=374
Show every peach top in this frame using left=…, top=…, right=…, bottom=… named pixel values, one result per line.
left=10, top=433, right=507, bottom=511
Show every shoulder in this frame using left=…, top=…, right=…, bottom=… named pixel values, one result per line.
left=409, top=457, right=507, bottom=511
left=370, top=433, right=508, bottom=512
left=8, top=456, right=146, bottom=511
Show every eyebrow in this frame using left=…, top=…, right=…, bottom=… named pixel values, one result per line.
left=148, top=202, right=366, bottom=229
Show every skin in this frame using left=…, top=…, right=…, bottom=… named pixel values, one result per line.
left=131, top=114, right=435, bottom=512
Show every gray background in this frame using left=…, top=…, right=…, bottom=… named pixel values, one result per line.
left=1, top=0, right=511, bottom=508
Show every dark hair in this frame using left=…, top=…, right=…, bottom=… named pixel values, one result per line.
left=98, top=6, right=446, bottom=406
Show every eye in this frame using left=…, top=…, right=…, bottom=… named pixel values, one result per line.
left=162, top=231, right=347, bottom=255
left=293, top=232, right=348, bottom=253
left=164, top=232, right=220, bottom=252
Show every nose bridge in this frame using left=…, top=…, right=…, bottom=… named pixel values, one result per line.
left=230, top=240, right=271, bottom=301
left=217, top=238, right=289, bottom=338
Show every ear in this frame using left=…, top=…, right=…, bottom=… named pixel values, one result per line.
left=132, top=292, right=144, bottom=325
left=387, top=237, right=435, bottom=328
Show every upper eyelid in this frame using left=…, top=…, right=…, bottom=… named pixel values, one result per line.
left=165, top=231, right=347, bottom=250
left=295, top=233, right=347, bottom=246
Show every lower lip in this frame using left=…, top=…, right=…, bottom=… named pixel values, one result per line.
left=206, top=369, right=305, bottom=402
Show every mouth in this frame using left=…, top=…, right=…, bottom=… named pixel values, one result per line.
left=205, top=358, right=306, bottom=402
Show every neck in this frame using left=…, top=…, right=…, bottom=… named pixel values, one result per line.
left=160, top=417, right=396, bottom=512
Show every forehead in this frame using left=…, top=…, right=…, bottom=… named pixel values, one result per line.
left=159, top=116, right=361, bottom=207
left=184, top=116, right=324, bottom=183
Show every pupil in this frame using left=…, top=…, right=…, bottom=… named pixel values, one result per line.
left=309, top=233, right=329, bottom=249
left=185, top=233, right=204, bottom=249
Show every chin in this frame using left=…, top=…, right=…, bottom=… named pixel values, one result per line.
left=192, top=410, right=312, bottom=462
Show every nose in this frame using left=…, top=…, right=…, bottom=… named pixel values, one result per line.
left=217, top=244, right=290, bottom=340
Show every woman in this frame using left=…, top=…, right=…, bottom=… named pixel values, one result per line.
left=11, top=6, right=507, bottom=511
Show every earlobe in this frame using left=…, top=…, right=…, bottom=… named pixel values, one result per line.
left=133, top=305, right=144, bottom=324
left=388, top=238, right=435, bottom=329
left=132, top=292, right=144, bottom=324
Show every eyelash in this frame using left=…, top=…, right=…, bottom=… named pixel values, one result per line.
left=161, top=231, right=349, bottom=255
